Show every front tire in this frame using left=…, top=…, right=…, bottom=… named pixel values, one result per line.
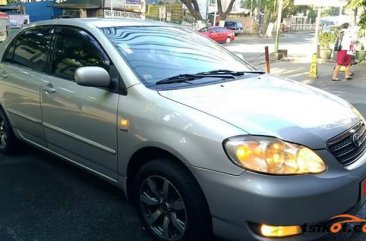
left=134, top=159, right=212, bottom=241
left=225, top=37, right=231, bottom=43
left=0, top=109, right=17, bottom=154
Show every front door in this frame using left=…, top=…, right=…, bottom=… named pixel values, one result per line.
left=40, top=26, right=119, bottom=180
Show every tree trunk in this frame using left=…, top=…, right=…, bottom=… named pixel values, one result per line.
left=181, top=0, right=204, bottom=20
left=218, top=0, right=236, bottom=20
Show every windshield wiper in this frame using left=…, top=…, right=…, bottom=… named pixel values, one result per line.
left=156, top=73, right=235, bottom=85
left=197, top=69, right=265, bottom=76
left=155, top=70, right=265, bottom=86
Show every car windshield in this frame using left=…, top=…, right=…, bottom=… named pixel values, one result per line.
left=101, top=26, right=254, bottom=88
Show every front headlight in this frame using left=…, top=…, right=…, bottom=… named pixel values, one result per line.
left=353, top=107, right=366, bottom=123
left=224, top=136, right=326, bottom=175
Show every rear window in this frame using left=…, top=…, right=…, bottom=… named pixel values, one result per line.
left=225, top=21, right=242, bottom=28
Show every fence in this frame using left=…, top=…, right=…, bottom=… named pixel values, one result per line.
left=289, top=24, right=316, bottom=32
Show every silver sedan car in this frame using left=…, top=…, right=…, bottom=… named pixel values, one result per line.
left=0, top=18, right=366, bottom=241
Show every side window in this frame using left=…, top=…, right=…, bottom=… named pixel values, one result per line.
left=11, top=28, right=52, bottom=72
left=51, top=28, right=108, bottom=81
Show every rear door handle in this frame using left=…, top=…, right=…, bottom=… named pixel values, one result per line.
left=0, top=71, right=7, bottom=79
left=41, top=82, right=56, bottom=93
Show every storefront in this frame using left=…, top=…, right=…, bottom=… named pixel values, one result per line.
left=55, top=0, right=145, bottom=18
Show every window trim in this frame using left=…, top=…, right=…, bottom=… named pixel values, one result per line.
left=49, top=26, right=111, bottom=80
left=47, top=25, right=123, bottom=95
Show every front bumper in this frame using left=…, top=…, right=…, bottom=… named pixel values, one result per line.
left=189, top=149, right=366, bottom=241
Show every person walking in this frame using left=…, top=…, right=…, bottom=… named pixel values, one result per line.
left=332, top=27, right=354, bottom=81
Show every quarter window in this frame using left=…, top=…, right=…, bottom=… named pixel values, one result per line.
left=51, top=28, right=107, bottom=81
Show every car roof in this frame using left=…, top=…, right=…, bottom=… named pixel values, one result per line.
left=26, top=17, right=171, bottom=29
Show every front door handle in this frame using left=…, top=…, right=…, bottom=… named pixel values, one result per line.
left=41, top=82, right=56, bottom=93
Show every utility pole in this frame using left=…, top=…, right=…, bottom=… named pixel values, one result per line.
left=274, top=0, right=283, bottom=54
left=206, top=0, right=209, bottom=22
left=213, top=0, right=217, bottom=26
left=314, top=7, right=321, bottom=52
left=250, top=0, right=253, bottom=18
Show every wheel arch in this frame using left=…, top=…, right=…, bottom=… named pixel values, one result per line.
left=126, top=146, right=209, bottom=208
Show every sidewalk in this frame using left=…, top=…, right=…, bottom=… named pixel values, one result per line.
left=268, top=60, right=366, bottom=109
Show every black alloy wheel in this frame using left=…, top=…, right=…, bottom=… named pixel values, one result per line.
left=140, top=175, right=187, bottom=241
left=0, top=109, right=17, bottom=154
left=134, top=159, right=212, bottom=241
left=0, top=117, right=7, bottom=150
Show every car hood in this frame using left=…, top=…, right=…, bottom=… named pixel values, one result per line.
left=158, top=74, right=360, bottom=149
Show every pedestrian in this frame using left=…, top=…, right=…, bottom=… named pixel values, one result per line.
left=332, top=26, right=353, bottom=81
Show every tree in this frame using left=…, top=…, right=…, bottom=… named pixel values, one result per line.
left=181, top=0, right=204, bottom=20
left=181, top=0, right=238, bottom=22
left=217, top=0, right=236, bottom=20
left=346, top=0, right=366, bottom=29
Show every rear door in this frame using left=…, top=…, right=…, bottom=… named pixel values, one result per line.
left=216, top=27, right=226, bottom=42
left=0, top=26, right=53, bottom=146
left=40, top=26, right=120, bottom=180
left=209, top=28, right=221, bottom=41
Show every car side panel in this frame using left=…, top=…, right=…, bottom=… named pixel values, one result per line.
left=0, top=63, right=46, bottom=146
left=40, top=75, right=119, bottom=180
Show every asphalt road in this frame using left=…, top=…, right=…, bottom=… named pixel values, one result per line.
left=0, top=147, right=154, bottom=241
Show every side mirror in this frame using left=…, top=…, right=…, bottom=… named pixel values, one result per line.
left=75, top=66, right=111, bottom=87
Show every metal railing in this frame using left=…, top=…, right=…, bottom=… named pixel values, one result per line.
left=289, top=24, right=316, bottom=32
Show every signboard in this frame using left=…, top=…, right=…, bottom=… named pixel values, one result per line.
left=0, top=0, right=7, bottom=5
left=104, top=10, right=145, bottom=19
left=104, top=0, right=145, bottom=13
left=294, top=0, right=346, bottom=6
left=126, top=0, right=140, bottom=4
left=9, top=15, right=30, bottom=28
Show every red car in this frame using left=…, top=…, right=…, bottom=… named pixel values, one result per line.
left=199, top=26, right=235, bottom=43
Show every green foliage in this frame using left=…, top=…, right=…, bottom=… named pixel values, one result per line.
left=359, top=11, right=366, bottom=29
left=322, top=7, right=340, bottom=16
left=346, top=0, right=365, bottom=9
left=347, top=0, right=366, bottom=29
left=318, top=32, right=337, bottom=49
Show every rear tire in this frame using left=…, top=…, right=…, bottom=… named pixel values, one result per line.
left=0, top=109, right=18, bottom=154
left=134, top=159, right=212, bottom=241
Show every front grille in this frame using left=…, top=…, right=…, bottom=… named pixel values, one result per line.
left=327, top=121, right=366, bottom=166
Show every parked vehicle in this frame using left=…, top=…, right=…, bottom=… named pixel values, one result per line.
left=0, top=18, right=366, bottom=241
left=224, top=20, right=244, bottom=35
left=198, top=26, right=235, bottom=43
left=0, top=12, right=9, bottom=42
